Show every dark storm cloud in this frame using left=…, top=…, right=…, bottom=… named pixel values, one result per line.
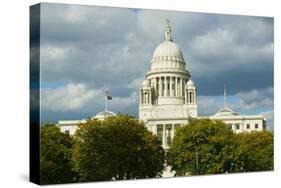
left=194, top=61, right=273, bottom=96
left=38, top=3, right=273, bottom=122
left=40, top=4, right=273, bottom=94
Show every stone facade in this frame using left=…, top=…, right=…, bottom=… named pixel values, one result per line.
left=139, top=20, right=198, bottom=149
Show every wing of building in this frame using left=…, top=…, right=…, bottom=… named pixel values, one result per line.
left=203, top=106, right=266, bottom=134
left=58, top=110, right=116, bottom=135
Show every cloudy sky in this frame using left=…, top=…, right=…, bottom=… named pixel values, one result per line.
left=37, top=3, right=274, bottom=130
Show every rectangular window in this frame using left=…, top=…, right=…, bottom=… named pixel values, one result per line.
left=166, top=124, right=172, bottom=146
left=255, top=124, right=259, bottom=129
left=246, top=124, right=250, bottom=129
left=235, top=124, right=240, bottom=130
left=65, top=130, right=70, bottom=135
left=157, top=124, right=163, bottom=145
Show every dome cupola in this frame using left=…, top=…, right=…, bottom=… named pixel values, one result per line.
left=185, top=78, right=195, bottom=89
left=164, top=18, right=173, bottom=42
left=141, top=79, right=151, bottom=90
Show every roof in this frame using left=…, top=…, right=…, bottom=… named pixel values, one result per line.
left=152, top=41, right=184, bottom=61
left=93, top=110, right=116, bottom=120
left=214, top=107, right=239, bottom=117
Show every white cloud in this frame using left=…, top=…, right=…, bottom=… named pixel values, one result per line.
left=197, top=96, right=222, bottom=116
left=41, top=46, right=73, bottom=61
left=189, top=27, right=273, bottom=77
left=127, top=77, right=143, bottom=90
left=110, top=91, right=139, bottom=114
left=197, top=87, right=274, bottom=117
left=236, top=87, right=273, bottom=110
left=41, top=83, right=100, bottom=112
left=41, top=82, right=139, bottom=117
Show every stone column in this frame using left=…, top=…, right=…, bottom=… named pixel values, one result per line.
left=153, top=124, right=157, bottom=135
left=150, top=91, right=153, bottom=104
left=140, top=90, right=142, bottom=104
left=173, top=77, right=175, bottom=96
left=192, top=91, right=194, bottom=104
left=164, top=77, right=168, bottom=96
left=155, top=77, right=158, bottom=97
left=154, top=78, right=157, bottom=97
left=170, top=77, right=172, bottom=96
left=172, top=124, right=175, bottom=139
left=159, top=77, right=162, bottom=96
left=175, top=77, right=178, bottom=97
left=162, top=124, right=166, bottom=148
left=194, top=89, right=196, bottom=104
left=180, top=78, right=183, bottom=97
left=185, top=90, right=187, bottom=104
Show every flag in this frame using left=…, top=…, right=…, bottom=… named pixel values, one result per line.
left=106, top=91, right=112, bottom=100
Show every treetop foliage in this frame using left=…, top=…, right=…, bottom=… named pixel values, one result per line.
left=40, top=125, right=77, bottom=184
left=72, top=114, right=165, bottom=182
left=167, top=119, right=273, bottom=176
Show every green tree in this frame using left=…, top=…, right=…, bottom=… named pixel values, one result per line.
left=167, top=119, right=239, bottom=176
left=72, top=114, right=165, bottom=182
left=40, top=124, right=77, bottom=184
left=235, top=131, right=273, bottom=172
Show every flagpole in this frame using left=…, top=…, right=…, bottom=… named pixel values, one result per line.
left=105, top=91, right=108, bottom=112
left=224, top=85, right=226, bottom=108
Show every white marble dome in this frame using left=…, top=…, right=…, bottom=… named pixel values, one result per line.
left=149, top=20, right=186, bottom=72
left=152, top=41, right=184, bottom=62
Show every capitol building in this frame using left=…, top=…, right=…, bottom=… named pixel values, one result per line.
left=138, top=20, right=266, bottom=149
left=58, top=20, right=266, bottom=150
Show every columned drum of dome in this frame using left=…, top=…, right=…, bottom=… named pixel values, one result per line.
left=139, top=20, right=198, bottom=149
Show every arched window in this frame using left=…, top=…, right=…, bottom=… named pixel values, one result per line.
left=144, top=92, right=147, bottom=104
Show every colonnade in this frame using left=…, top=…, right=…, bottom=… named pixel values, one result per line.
left=140, top=76, right=197, bottom=105
left=151, top=76, right=186, bottom=97
left=156, top=123, right=181, bottom=148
